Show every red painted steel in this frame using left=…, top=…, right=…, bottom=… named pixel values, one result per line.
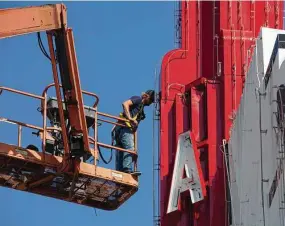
left=159, top=1, right=283, bottom=226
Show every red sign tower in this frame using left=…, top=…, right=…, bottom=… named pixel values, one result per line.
left=159, top=1, right=284, bottom=225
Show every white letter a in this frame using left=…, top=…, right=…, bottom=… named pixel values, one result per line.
left=167, top=131, right=205, bottom=214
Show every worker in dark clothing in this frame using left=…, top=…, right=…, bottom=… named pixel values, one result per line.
left=112, top=90, right=155, bottom=176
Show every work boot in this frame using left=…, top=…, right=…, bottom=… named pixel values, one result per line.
left=124, top=169, right=142, bottom=176
left=130, top=171, right=142, bottom=176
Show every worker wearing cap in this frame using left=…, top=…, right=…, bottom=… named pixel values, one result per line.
left=112, top=90, right=155, bottom=176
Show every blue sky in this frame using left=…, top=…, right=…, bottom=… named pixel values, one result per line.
left=0, top=1, right=175, bottom=226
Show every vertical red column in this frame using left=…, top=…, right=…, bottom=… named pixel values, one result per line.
left=206, top=82, right=224, bottom=226
left=191, top=82, right=209, bottom=226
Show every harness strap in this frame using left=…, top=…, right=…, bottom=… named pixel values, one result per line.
left=119, top=103, right=144, bottom=130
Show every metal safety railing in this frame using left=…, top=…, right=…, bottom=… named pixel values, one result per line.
left=0, top=83, right=138, bottom=171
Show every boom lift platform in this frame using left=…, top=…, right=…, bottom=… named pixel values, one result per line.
left=0, top=4, right=138, bottom=210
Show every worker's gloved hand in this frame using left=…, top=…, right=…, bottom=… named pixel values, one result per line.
left=130, top=118, right=138, bottom=127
